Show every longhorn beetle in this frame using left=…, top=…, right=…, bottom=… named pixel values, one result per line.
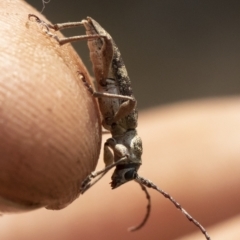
left=28, top=14, right=211, bottom=239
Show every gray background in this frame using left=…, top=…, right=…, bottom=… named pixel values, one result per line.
left=26, top=0, right=240, bottom=110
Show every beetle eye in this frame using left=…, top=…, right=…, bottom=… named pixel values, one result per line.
left=124, top=169, right=136, bottom=181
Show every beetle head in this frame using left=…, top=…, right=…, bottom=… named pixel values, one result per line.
left=111, top=163, right=140, bottom=189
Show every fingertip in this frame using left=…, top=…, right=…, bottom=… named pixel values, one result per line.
left=0, top=0, right=101, bottom=212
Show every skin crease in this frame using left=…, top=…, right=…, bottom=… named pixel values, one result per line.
left=0, top=1, right=240, bottom=240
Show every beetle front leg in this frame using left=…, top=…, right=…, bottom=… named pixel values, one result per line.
left=80, top=154, right=127, bottom=194
left=103, top=139, right=115, bottom=167
left=80, top=138, right=127, bottom=194
left=105, top=138, right=130, bottom=162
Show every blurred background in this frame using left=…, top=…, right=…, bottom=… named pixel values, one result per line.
left=26, top=0, right=240, bottom=110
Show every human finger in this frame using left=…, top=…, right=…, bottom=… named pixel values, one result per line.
left=0, top=0, right=101, bottom=212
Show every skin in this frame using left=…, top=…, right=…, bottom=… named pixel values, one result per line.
left=0, top=1, right=240, bottom=240
left=0, top=0, right=101, bottom=211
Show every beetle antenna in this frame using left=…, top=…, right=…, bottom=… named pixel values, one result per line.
left=128, top=182, right=151, bottom=231
left=135, top=175, right=211, bottom=240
